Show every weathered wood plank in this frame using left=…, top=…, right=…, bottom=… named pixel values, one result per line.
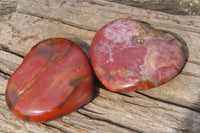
left=0, top=0, right=200, bottom=132
left=0, top=13, right=95, bottom=57
left=17, top=0, right=200, bottom=33
left=0, top=50, right=22, bottom=75
left=45, top=88, right=200, bottom=133
left=0, top=73, right=8, bottom=95
left=1, top=13, right=200, bottom=71
left=183, top=62, right=200, bottom=77
left=15, top=0, right=200, bottom=64
left=0, top=12, right=200, bottom=111
left=0, top=0, right=17, bottom=16
left=0, top=86, right=199, bottom=133
left=134, top=74, right=200, bottom=111
left=105, top=0, right=200, bottom=15
left=0, top=12, right=200, bottom=132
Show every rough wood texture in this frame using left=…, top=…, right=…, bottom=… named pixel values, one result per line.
left=0, top=0, right=200, bottom=132
left=0, top=0, right=17, bottom=16
left=105, top=0, right=200, bottom=15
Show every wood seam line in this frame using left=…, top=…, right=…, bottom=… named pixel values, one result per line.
left=16, top=11, right=97, bottom=32
left=135, top=91, right=200, bottom=113
left=76, top=110, right=143, bottom=133
left=17, top=7, right=200, bottom=34
left=42, top=123, right=66, bottom=133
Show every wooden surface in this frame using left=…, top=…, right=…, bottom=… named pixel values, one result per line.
left=0, top=0, right=200, bottom=132
left=106, top=0, right=200, bottom=15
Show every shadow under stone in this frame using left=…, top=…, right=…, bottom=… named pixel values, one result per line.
left=67, top=37, right=91, bottom=59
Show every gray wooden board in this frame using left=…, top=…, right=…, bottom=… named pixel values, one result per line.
left=0, top=0, right=200, bottom=132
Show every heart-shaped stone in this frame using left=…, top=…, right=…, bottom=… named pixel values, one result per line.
left=6, top=38, right=93, bottom=122
left=91, top=18, right=187, bottom=92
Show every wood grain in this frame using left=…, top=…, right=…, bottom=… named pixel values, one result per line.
left=0, top=0, right=17, bottom=16
left=105, top=0, right=200, bottom=15
left=0, top=0, right=200, bottom=132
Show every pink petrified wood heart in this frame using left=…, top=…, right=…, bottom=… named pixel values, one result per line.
left=91, top=18, right=186, bottom=92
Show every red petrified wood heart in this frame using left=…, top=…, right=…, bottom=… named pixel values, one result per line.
left=91, top=18, right=186, bottom=92
left=6, top=38, right=93, bottom=122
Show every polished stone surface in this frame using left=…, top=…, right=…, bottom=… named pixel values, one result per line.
left=6, top=38, right=93, bottom=122
left=91, top=18, right=186, bottom=92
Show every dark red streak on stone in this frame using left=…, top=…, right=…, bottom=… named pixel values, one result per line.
left=58, top=75, right=89, bottom=108
left=6, top=38, right=93, bottom=122
left=63, top=43, right=73, bottom=59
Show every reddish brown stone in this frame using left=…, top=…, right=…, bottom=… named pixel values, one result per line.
left=6, top=38, right=93, bottom=122
left=91, top=18, right=186, bottom=92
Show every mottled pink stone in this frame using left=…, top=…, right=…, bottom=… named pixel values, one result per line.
left=91, top=18, right=186, bottom=92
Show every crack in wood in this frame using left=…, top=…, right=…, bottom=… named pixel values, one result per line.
left=150, top=23, right=200, bottom=34
left=22, top=6, right=199, bottom=35
left=0, top=44, right=24, bottom=58
left=17, top=11, right=97, bottom=32
left=42, top=123, right=66, bottom=133
left=122, top=99, right=156, bottom=108
left=61, top=120, right=88, bottom=132
left=86, top=3, right=200, bottom=34
left=188, top=60, right=200, bottom=65
left=135, top=91, right=200, bottom=113
left=99, top=92, right=179, bottom=113
left=181, top=71, right=200, bottom=78
left=104, top=0, right=200, bottom=16
left=0, top=70, right=11, bottom=77
left=81, top=107, right=102, bottom=115
left=76, top=110, right=143, bottom=133
left=116, top=92, right=134, bottom=97
left=0, top=74, right=9, bottom=81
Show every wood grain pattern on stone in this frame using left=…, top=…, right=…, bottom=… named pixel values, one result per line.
left=0, top=0, right=200, bottom=132
left=6, top=38, right=93, bottom=122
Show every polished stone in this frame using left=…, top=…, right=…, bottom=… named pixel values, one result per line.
left=91, top=18, right=186, bottom=92
left=6, top=38, right=93, bottom=122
